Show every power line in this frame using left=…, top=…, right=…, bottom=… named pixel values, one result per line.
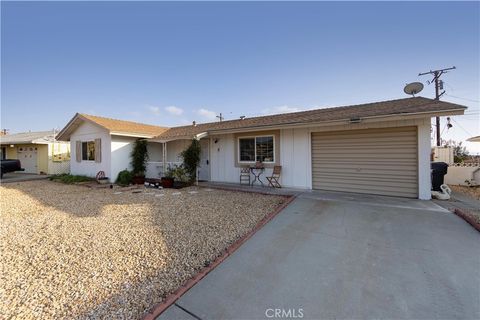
left=451, top=118, right=475, bottom=137
left=445, top=94, right=480, bottom=103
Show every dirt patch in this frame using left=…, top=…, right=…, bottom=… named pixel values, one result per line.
left=450, top=185, right=480, bottom=200
left=0, top=181, right=286, bottom=319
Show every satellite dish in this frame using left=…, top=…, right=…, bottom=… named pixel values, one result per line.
left=404, top=82, right=424, bottom=96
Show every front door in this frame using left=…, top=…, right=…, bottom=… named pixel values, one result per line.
left=198, top=139, right=210, bottom=181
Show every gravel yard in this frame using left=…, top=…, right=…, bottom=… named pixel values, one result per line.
left=449, top=185, right=480, bottom=224
left=0, top=181, right=286, bottom=319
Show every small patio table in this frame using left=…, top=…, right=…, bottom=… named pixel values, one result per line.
left=250, top=166, right=265, bottom=186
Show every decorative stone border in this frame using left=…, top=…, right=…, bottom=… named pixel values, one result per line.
left=143, top=191, right=296, bottom=320
left=453, top=208, right=480, bottom=232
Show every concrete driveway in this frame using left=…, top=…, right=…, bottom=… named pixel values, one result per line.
left=159, top=191, right=480, bottom=320
left=0, top=172, right=48, bottom=183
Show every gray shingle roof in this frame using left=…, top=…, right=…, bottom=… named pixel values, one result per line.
left=0, top=130, right=56, bottom=144
left=153, top=97, right=466, bottom=140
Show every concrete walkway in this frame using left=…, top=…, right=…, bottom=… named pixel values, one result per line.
left=159, top=192, right=480, bottom=320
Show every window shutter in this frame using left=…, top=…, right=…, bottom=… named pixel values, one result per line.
left=75, top=141, right=81, bottom=163
left=94, top=138, right=102, bottom=163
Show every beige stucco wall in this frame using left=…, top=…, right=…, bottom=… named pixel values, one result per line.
left=5, top=145, right=18, bottom=159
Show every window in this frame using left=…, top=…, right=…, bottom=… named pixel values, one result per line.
left=82, top=141, right=95, bottom=161
left=255, top=136, right=274, bottom=162
left=239, top=138, right=255, bottom=162
left=239, top=136, right=274, bottom=163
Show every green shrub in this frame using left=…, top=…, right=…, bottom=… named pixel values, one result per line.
left=131, top=139, right=149, bottom=177
left=49, top=174, right=94, bottom=184
left=165, top=164, right=189, bottom=183
left=180, top=139, right=201, bottom=182
left=116, top=169, right=133, bottom=186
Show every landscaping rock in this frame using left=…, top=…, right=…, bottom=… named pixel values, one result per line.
left=0, top=180, right=285, bottom=319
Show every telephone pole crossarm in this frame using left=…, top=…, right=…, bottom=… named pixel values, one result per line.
left=418, top=66, right=456, bottom=147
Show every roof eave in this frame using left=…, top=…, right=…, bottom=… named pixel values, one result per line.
left=110, top=131, right=156, bottom=138
left=206, top=108, right=467, bottom=135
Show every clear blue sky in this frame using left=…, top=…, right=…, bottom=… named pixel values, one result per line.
left=2, top=1, right=479, bottom=152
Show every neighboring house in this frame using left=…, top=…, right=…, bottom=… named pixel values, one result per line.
left=467, top=135, right=480, bottom=143
left=0, top=130, right=70, bottom=174
left=58, top=97, right=466, bottom=199
left=56, top=113, right=168, bottom=181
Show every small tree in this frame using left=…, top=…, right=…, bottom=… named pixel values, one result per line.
left=443, top=139, right=470, bottom=163
left=131, top=139, right=149, bottom=176
left=180, top=139, right=201, bottom=182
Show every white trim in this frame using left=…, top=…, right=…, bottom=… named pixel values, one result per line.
left=417, top=123, right=432, bottom=200
left=307, top=128, right=312, bottom=189
left=237, top=135, right=275, bottom=164
left=110, top=131, right=155, bottom=138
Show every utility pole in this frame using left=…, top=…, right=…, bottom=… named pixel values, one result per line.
left=216, top=113, right=224, bottom=122
left=418, top=66, right=456, bottom=146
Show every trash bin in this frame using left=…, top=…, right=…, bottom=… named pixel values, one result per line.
left=431, top=162, right=449, bottom=191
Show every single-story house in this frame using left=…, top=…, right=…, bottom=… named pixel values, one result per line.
left=57, top=97, right=466, bottom=199
left=56, top=113, right=168, bottom=181
left=0, top=130, right=70, bottom=174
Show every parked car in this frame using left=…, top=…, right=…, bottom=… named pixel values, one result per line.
left=0, top=159, right=24, bottom=178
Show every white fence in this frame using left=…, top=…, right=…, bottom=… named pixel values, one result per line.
left=445, top=163, right=480, bottom=186
left=48, top=160, right=70, bottom=175
left=145, top=161, right=182, bottom=179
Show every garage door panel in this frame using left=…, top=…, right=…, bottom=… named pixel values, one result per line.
left=312, top=183, right=418, bottom=198
left=312, top=143, right=417, bottom=150
left=312, top=131, right=416, bottom=141
left=311, top=127, right=418, bottom=198
left=312, top=132, right=416, bottom=140
left=312, top=155, right=417, bottom=161
left=315, top=180, right=417, bottom=192
left=314, top=127, right=415, bottom=136
left=313, top=163, right=418, bottom=173
left=313, top=177, right=417, bottom=189
left=313, top=172, right=418, bottom=182
left=311, top=148, right=417, bottom=156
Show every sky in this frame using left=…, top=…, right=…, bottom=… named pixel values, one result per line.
left=1, top=1, right=479, bottom=153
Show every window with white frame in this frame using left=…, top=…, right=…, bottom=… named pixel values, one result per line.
left=238, top=135, right=274, bottom=163
left=82, top=141, right=95, bottom=161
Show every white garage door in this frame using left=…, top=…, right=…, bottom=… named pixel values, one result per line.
left=17, top=147, right=38, bottom=174
left=312, top=127, right=418, bottom=198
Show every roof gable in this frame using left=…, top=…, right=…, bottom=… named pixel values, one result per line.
left=56, top=113, right=169, bottom=141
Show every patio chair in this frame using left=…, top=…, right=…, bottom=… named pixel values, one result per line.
left=266, top=166, right=282, bottom=188
left=240, top=167, right=251, bottom=185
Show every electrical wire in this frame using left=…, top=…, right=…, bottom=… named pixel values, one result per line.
left=451, top=118, right=475, bottom=137
left=440, top=123, right=449, bottom=136
left=445, top=94, right=480, bottom=103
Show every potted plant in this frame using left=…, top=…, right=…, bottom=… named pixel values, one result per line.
left=171, top=165, right=190, bottom=188
left=161, top=165, right=175, bottom=188
left=130, top=139, right=149, bottom=185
